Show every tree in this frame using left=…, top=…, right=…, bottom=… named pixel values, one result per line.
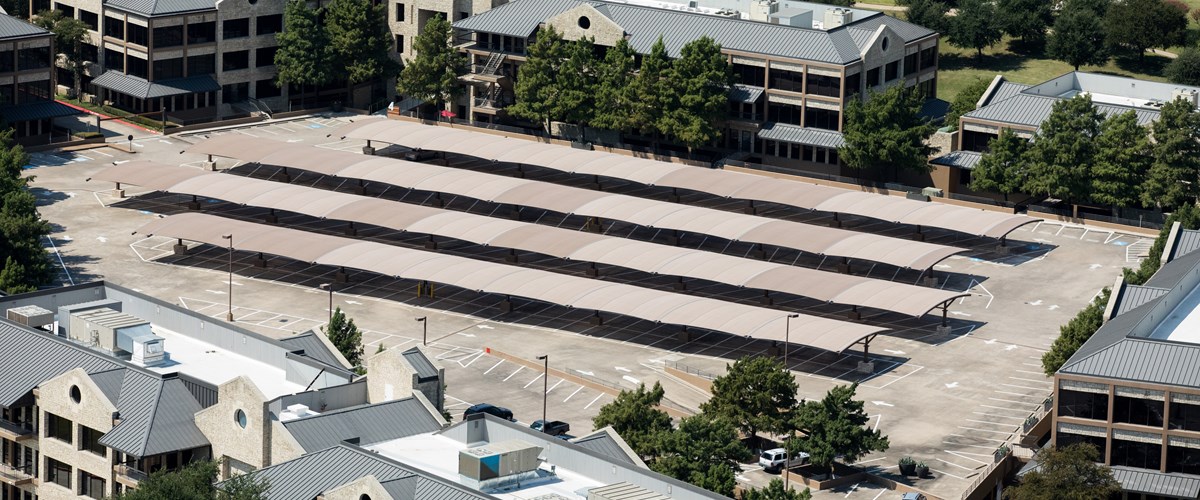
left=996, top=0, right=1052, bottom=47
left=1143, top=98, right=1200, bottom=209
left=275, top=0, right=332, bottom=106
left=1104, top=0, right=1187, bottom=60
left=1022, top=94, right=1103, bottom=202
left=900, top=0, right=949, bottom=34
left=1041, top=288, right=1109, bottom=375
left=592, top=382, right=673, bottom=457
left=1004, top=443, right=1120, bottom=499
left=324, top=0, right=399, bottom=86
left=1046, top=3, right=1110, bottom=70
left=969, top=129, right=1028, bottom=201
left=591, top=39, right=638, bottom=134
left=113, top=460, right=268, bottom=500
left=322, top=307, right=363, bottom=369
left=742, top=479, right=813, bottom=500
left=790, top=384, right=889, bottom=475
left=33, top=11, right=89, bottom=98
left=1091, top=111, right=1151, bottom=211
left=650, top=415, right=750, bottom=497
left=948, top=0, right=1002, bottom=56
left=1166, top=48, right=1200, bottom=86
left=509, top=27, right=565, bottom=132
left=945, top=77, right=990, bottom=131
left=630, top=36, right=671, bottom=142
left=839, top=85, right=936, bottom=181
left=395, top=15, right=466, bottom=114
left=699, top=356, right=799, bottom=442
left=660, top=36, right=733, bottom=156
left=554, top=37, right=598, bottom=132
left=0, top=129, right=52, bottom=295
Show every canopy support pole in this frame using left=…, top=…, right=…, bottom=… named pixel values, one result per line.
left=187, top=195, right=200, bottom=210
left=753, top=243, right=766, bottom=259
left=674, top=276, right=686, bottom=291
left=586, top=262, right=599, bottom=277
left=280, top=166, right=290, bottom=182
left=517, top=164, right=525, bottom=178
left=669, top=187, right=680, bottom=203
left=590, top=311, right=603, bottom=326
left=913, top=225, right=924, bottom=242
left=354, top=178, right=366, bottom=195
left=848, top=305, right=860, bottom=321
left=592, top=175, right=602, bottom=191
left=668, top=230, right=681, bottom=246
left=432, top=192, right=444, bottom=208
left=838, top=257, right=851, bottom=274
left=362, top=140, right=375, bottom=155
left=254, top=252, right=267, bottom=268
left=498, top=295, right=513, bottom=313
left=830, top=213, right=841, bottom=228
left=173, top=238, right=188, bottom=256
left=744, top=200, right=756, bottom=215
left=113, top=182, right=125, bottom=198
left=856, top=334, right=877, bottom=373
left=935, top=300, right=953, bottom=336
left=335, top=267, right=350, bottom=283
left=265, top=208, right=278, bottom=224
left=345, top=221, right=357, bottom=237
left=761, top=290, right=772, bottom=306
left=506, top=248, right=518, bottom=263
left=425, top=235, right=438, bottom=250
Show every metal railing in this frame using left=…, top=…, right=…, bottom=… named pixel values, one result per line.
left=959, top=393, right=1051, bottom=500
left=666, top=361, right=719, bottom=381
left=0, top=462, right=34, bottom=483
left=114, top=463, right=148, bottom=483
left=0, top=419, right=33, bottom=437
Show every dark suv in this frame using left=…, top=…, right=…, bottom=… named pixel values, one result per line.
left=530, top=419, right=570, bottom=436
left=463, top=403, right=515, bottom=421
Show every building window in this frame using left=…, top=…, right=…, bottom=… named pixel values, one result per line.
left=903, top=53, right=917, bottom=76
left=16, top=46, right=50, bottom=71
left=1058, top=389, right=1109, bottom=421
left=395, top=3, right=405, bottom=21
left=187, top=21, right=217, bottom=44
left=256, top=14, right=283, bottom=35
left=45, top=457, right=70, bottom=489
left=153, top=25, right=183, bottom=48
left=153, top=57, right=184, bottom=80
left=79, top=470, right=105, bottom=499
left=222, top=82, right=249, bottom=103
left=223, top=18, right=250, bottom=39
left=1172, top=402, right=1200, bottom=431
left=187, top=53, right=216, bottom=75
left=53, top=3, right=74, bottom=17
left=0, top=49, right=13, bottom=73
left=15, top=79, right=49, bottom=104
left=235, top=408, right=248, bottom=428
left=828, top=148, right=839, bottom=165
left=865, top=66, right=880, bottom=87
left=45, top=412, right=72, bottom=443
left=804, top=107, right=839, bottom=131
left=885, top=61, right=899, bottom=82
left=732, top=63, right=764, bottom=87
left=255, top=78, right=281, bottom=98
left=806, top=74, right=840, bottom=98
left=767, top=103, right=801, bottom=126
left=104, top=48, right=123, bottom=72
left=222, top=50, right=249, bottom=71
left=395, top=34, right=403, bottom=52
left=104, top=16, right=124, bottom=39
left=769, top=68, right=802, bottom=93
left=255, top=47, right=277, bottom=67
left=844, top=72, right=861, bottom=98
left=127, top=23, right=148, bottom=46
left=79, top=9, right=99, bottom=30
left=1111, top=438, right=1162, bottom=470
left=1168, top=445, right=1200, bottom=474
left=1113, top=395, right=1164, bottom=428
left=920, top=46, right=936, bottom=70
left=1056, top=432, right=1107, bottom=456
left=127, top=56, right=147, bottom=79
left=79, top=424, right=106, bottom=456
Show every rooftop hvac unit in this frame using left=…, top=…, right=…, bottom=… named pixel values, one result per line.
left=6, top=305, right=54, bottom=329
left=458, top=440, right=542, bottom=481
left=1172, top=88, right=1199, bottom=108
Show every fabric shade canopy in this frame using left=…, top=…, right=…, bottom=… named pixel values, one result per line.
left=187, top=135, right=966, bottom=270
left=136, top=213, right=886, bottom=353
left=336, top=119, right=1036, bottom=239
left=94, top=162, right=965, bottom=317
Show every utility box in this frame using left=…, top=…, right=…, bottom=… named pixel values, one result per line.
left=58, top=299, right=122, bottom=337
left=6, top=305, right=54, bottom=329
left=69, top=308, right=164, bottom=365
left=459, top=440, right=541, bottom=481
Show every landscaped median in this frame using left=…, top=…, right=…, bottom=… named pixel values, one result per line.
left=55, top=94, right=179, bottom=132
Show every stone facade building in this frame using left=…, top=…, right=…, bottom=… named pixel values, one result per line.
left=0, top=14, right=79, bottom=142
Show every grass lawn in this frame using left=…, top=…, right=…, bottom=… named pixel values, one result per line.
left=936, top=36, right=1170, bottom=102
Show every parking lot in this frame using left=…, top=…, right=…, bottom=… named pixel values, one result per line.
left=25, top=114, right=1145, bottom=499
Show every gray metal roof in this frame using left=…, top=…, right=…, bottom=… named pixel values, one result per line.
left=104, top=0, right=215, bottom=16
left=401, top=347, right=439, bottom=381
left=1060, top=337, right=1200, bottom=387
left=1111, top=466, right=1200, bottom=498
left=1114, top=285, right=1169, bottom=317
left=919, top=97, right=950, bottom=121
left=730, top=84, right=764, bottom=103
left=1175, top=229, right=1200, bottom=259
left=757, top=122, right=845, bottom=148
left=279, top=331, right=347, bottom=370
left=930, top=150, right=982, bottom=170
left=451, top=0, right=933, bottom=64
left=282, top=397, right=444, bottom=452
left=0, top=320, right=123, bottom=407
left=0, top=14, right=48, bottom=40
left=0, top=101, right=81, bottom=123
left=90, top=367, right=128, bottom=404
left=91, top=71, right=220, bottom=100
left=963, top=92, right=1160, bottom=128
left=570, top=428, right=641, bottom=467
left=588, top=482, right=671, bottom=500
left=100, top=371, right=209, bottom=457
left=981, top=80, right=1030, bottom=107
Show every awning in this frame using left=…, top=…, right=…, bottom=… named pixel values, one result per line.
left=91, top=71, right=220, bottom=100
left=337, top=119, right=1038, bottom=239
left=93, top=161, right=966, bottom=317
left=1110, top=466, right=1200, bottom=498
left=730, top=84, right=765, bottom=104
left=930, top=150, right=984, bottom=170
left=187, top=135, right=967, bottom=270
left=136, top=213, right=887, bottom=353
left=0, top=100, right=81, bottom=122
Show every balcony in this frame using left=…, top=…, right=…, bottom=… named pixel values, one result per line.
left=0, top=419, right=34, bottom=442
left=0, top=463, right=34, bottom=486
left=114, top=463, right=147, bottom=487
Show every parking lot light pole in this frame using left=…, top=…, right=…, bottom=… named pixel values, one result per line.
left=416, top=317, right=427, bottom=345
left=784, top=313, right=799, bottom=371
left=319, top=283, right=334, bottom=322
left=221, top=234, right=233, bottom=322
left=536, top=355, right=548, bottom=428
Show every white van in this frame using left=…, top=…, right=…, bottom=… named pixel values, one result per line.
left=758, top=448, right=809, bottom=473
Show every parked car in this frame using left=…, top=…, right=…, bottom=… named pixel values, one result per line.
left=403, top=149, right=439, bottom=161
left=901, top=493, right=926, bottom=500
left=530, top=419, right=571, bottom=436
left=758, top=448, right=809, bottom=473
left=463, top=403, right=515, bottom=421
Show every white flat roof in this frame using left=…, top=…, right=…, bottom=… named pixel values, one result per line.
left=367, top=433, right=605, bottom=499
left=1149, top=285, right=1200, bottom=345
left=1064, top=90, right=1157, bottom=109
left=148, top=327, right=305, bottom=399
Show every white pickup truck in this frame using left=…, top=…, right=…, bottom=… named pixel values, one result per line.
left=758, top=448, right=810, bottom=473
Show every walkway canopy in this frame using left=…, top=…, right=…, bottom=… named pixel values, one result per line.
left=136, top=213, right=886, bottom=353
left=94, top=162, right=966, bottom=317
left=187, top=135, right=966, bottom=270
left=91, top=71, right=220, bottom=100
left=336, top=119, right=1036, bottom=239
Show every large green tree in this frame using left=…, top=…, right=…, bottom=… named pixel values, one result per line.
left=554, top=37, right=598, bottom=132
left=630, top=36, right=671, bottom=142
left=969, top=129, right=1028, bottom=201
left=1166, top=47, right=1200, bottom=86
left=33, top=10, right=88, bottom=98
left=1091, top=111, right=1151, bottom=211
left=324, top=0, right=399, bottom=85
left=1105, top=0, right=1187, bottom=60
left=789, top=384, right=889, bottom=475
left=114, top=460, right=268, bottom=500
left=591, top=382, right=673, bottom=457
left=945, top=77, right=990, bottom=131
left=900, top=0, right=949, bottom=34
left=0, top=129, right=52, bottom=295
left=1022, top=94, right=1104, bottom=202
left=1046, top=2, right=1110, bottom=70
left=323, top=307, right=364, bottom=369
left=509, top=27, right=565, bottom=132
left=948, top=0, right=1002, bottom=56
left=591, top=39, right=639, bottom=135
left=742, top=479, right=813, bottom=500
left=274, top=0, right=332, bottom=106
left=395, top=15, right=466, bottom=113
left=660, top=36, right=733, bottom=155
left=840, top=84, right=936, bottom=181
left=699, top=356, right=799, bottom=442
left=1004, top=444, right=1120, bottom=500
left=996, top=0, right=1052, bottom=46
left=650, top=415, right=750, bottom=497
left=1143, top=98, right=1200, bottom=209
left=1041, top=288, right=1109, bottom=375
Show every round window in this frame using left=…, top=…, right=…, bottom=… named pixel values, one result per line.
left=235, top=409, right=247, bottom=428
left=578, top=16, right=591, bottom=29
left=880, top=36, right=890, bottom=52
left=70, top=385, right=81, bottom=404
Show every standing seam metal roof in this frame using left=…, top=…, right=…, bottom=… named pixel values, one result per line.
left=757, top=122, right=846, bottom=148
left=929, top=150, right=983, bottom=171
left=103, top=0, right=216, bottom=16
left=0, top=321, right=123, bottom=407
left=401, top=347, right=440, bottom=380
left=963, top=93, right=1161, bottom=128
left=0, top=14, right=49, bottom=40
left=282, top=397, right=444, bottom=452
left=217, top=445, right=435, bottom=500
left=1110, top=466, right=1200, bottom=498
left=99, top=373, right=209, bottom=457
left=336, top=119, right=1035, bottom=239
left=279, top=332, right=348, bottom=369
left=1174, top=229, right=1200, bottom=259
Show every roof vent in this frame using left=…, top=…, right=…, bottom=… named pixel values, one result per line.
left=5, top=305, right=53, bottom=329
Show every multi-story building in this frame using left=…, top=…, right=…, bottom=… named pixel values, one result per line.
left=1046, top=222, right=1200, bottom=499
left=28, top=0, right=288, bottom=122
left=0, top=14, right=80, bottom=143
left=450, top=0, right=939, bottom=172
